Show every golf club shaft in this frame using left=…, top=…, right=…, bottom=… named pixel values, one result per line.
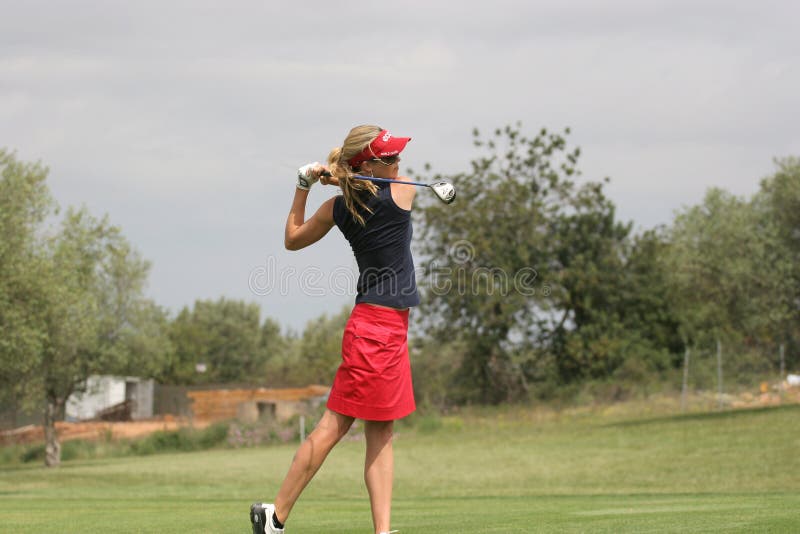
left=320, top=170, right=430, bottom=188
left=353, top=175, right=431, bottom=188
left=319, top=170, right=455, bottom=204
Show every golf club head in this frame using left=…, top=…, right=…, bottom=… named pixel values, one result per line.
left=430, top=181, right=456, bottom=204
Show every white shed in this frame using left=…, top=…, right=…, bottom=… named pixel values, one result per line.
left=66, top=375, right=154, bottom=421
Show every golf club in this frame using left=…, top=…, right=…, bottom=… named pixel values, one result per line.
left=321, top=171, right=456, bottom=204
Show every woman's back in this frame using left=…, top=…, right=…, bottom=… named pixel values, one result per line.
left=333, top=183, right=419, bottom=309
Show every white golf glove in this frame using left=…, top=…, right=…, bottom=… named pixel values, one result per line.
left=296, top=162, right=320, bottom=190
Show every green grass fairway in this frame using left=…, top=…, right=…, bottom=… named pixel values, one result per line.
left=2, top=405, right=799, bottom=532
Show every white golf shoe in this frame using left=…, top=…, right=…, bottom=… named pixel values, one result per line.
left=250, top=503, right=284, bottom=534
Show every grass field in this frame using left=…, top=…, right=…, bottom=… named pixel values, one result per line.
left=2, top=404, right=799, bottom=533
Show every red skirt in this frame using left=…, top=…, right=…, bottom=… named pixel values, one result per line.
left=327, top=303, right=416, bottom=421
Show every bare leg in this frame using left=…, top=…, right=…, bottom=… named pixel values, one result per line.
left=273, top=409, right=354, bottom=524
left=364, top=419, right=394, bottom=534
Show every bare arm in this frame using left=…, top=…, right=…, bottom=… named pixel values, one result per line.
left=390, top=175, right=417, bottom=211
left=284, top=191, right=336, bottom=250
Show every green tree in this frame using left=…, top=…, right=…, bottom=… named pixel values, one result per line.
left=256, top=316, right=291, bottom=382
left=664, top=186, right=793, bottom=388
left=621, top=230, right=684, bottom=356
left=263, top=306, right=350, bottom=387
left=293, top=306, right=350, bottom=385
left=409, top=336, right=469, bottom=409
left=165, top=298, right=283, bottom=385
left=0, top=150, right=53, bottom=409
left=413, top=124, right=635, bottom=402
left=547, top=176, right=636, bottom=384
left=1, top=150, right=169, bottom=466
left=759, top=157, right=800, bottom=260
left=754, top=157, right=800, bottom=368
left=614, top=230, right=683, bottom=392
left=42, top=208, right=166, bottom=465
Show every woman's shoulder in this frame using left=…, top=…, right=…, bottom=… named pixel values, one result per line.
left=388, top=176, right=416, bottom=211
left=331, top=194, right=346, bottom=224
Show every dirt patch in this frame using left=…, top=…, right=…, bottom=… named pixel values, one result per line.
left=0, top=416, right=211, bottom=446
left=729, top=386, right=800, bottom=409
left=1, top=384, right=330, bottom=446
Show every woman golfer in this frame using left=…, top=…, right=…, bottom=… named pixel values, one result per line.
left=251, top=125, right=418, bottom=534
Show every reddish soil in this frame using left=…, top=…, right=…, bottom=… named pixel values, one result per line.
left=1, top=385, right=330, bottom=446
left=0, top=416, right=209, bottom=446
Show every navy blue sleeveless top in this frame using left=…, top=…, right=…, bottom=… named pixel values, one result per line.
left=333, top=183, right=420, bottom=309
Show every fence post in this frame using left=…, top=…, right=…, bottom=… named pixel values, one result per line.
left=780, top=343, right=786, bottom=382
left=300, top=415, right=306, bottom=443
left=716, top=339, right=723, bottom=410
left=681, top=347, right=690, bottom=413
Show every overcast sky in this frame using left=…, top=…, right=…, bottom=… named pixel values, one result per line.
left=2, top=1, right=798, bottom=331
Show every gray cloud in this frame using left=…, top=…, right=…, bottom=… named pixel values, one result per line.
left=2, top=0, right=798, bottom=329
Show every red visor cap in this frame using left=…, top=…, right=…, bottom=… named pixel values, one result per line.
left=347, top=130, right=411, bottom=167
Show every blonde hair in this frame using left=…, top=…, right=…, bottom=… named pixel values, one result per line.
left=327, top=125, right=382, bottom=226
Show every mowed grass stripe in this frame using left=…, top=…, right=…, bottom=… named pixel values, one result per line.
left=2, top=494, right=797, bottom=533
left=1, top=404, right=798, bottom=532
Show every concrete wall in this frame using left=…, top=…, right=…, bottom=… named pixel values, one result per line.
left=186, top=386, right=330, bottom=421
left=127, top=379, right=154, bottom=419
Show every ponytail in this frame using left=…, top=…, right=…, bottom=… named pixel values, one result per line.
left=328, top=125, right=382, bottom=226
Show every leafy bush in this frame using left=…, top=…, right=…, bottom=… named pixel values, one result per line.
left=2, top=421, right=233, bottom=464
left=20, top=443, right=45, bottom=463
left=198, top=422, right=230, bottom=448
left=129, top=423, right=229, bottom=455
left=61, top=440, right=98, bottom=461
